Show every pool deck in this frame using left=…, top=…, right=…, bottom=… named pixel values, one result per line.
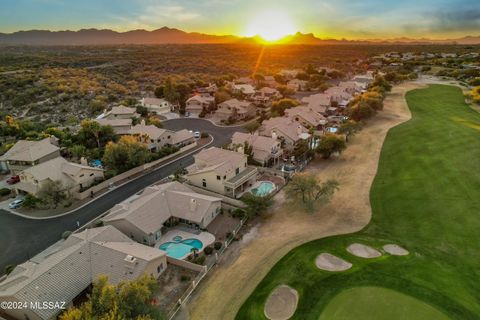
left=157, top=229, right=215, bottom=259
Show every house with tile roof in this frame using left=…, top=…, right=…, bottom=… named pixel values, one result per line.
left=285, top=106, right=328, bottom=130
left=185, top=95, right=215, bottom=115
left=128, top=120, right=194, bottom=151
left=95, top=118, right=133, bottom=135
left=186, top=147, right=258, bottom=198
left=0, top=138, right=60, bottom=175
left=103, top=181, right=221, bottom=245
left=216, top=99, right=255, bottom=122
left=231, top=132, right=283, bottom=166
left=0, top=226, right=166, bottom=320
left=259, top=117, right=311, bottom=150
left=103, top=105, right=140, bottom=120
left=140, top=97, right=172, bottom=114
left=15, top=157, right=104, bottom=196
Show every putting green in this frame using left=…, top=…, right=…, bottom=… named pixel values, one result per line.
left=318, top=287, right=451, bottom=320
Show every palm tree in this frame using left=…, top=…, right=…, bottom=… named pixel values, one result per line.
left=190, top=247, right=199, bottom=258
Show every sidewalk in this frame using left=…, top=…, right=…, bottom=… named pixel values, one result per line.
left=7, top=136, right=213, bottom=220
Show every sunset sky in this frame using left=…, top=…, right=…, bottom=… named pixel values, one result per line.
left=1, top=0, right=479, bottom=40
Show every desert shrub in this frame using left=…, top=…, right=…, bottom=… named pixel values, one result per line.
left=0, top=188, right=11, bottom=196
left=4, top=264, right=15, bottom=275
left=214, top=242, right=223, bottom=250
left=180, top=275, right=191, bottom=282
left=193, top=256, right=206, bottom=265
left=204, top=246, right=213, bottom=255
left=200, top=132, right=209, bottom=138
left=62, top=231, right=72, bottom=240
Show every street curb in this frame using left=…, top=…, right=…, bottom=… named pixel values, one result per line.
left=7, top=136, right=214, bottom=220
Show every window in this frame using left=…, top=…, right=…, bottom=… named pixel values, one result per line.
left=236, top=168, right=240, bottom=174
left=223, top=175, right=226, bottom=180
left=216, top=175, right=221, bottom=180
left=79, top=174, right=84, bottom=177
left=90, top=173, right=94, bottom=176
left=202, top=179, right=207, bottom=187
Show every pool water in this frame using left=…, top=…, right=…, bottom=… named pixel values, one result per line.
left=159, top=237, right=203, bottom=259
left=251, top=181, right=275, bottom=197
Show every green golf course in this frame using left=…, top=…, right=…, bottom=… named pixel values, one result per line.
left=236, top=85, right=480, bottom=320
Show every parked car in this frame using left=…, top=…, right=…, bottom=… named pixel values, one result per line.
left=194, top=131, right=201, bottom=139
left=8, top=199, right=23, bottom=209
left=6, top=175, right=20, bottom=184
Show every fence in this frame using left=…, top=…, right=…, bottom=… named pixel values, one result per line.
left=74, top=142, right=198, bottom=200
left=166, top=217, right=246, bottom=320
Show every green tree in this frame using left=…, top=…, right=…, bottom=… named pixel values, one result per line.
left=243, top=121, right=260, bottom=133
left=271, top=98, right=298, bottom=116
left=316, top=134, right=346, bottom=159
left=154, top=86, right=165, bottom=98
left=347, top=100, right=376, bottom=122
left=78, top=119, right=115, bottom=148
left=285, top=173, right=339, bottom=212
left=69, top=144, right=88, bottom=160
left=338, top=120, right=362, bottom=137
left=241, top=193, right=274, bottom=218
left=103, top=135, right=151, bottom=173
left=163, top=77, right=179, bottom=104
left=37, top=180, right=69, bottom=209
left=60, top=274, right=162, bottom=320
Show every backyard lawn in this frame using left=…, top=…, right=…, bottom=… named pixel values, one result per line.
left=236, top=85, right=480, bottom=320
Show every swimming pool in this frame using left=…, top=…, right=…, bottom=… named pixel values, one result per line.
left=159, top=236, right=203, bottom=259
left=251, top=181, right=275, bottom=197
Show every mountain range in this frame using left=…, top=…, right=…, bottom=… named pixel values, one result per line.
left=0, top=27, right=479, bottom=46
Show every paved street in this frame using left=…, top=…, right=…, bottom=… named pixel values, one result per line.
left=0, top=119, right=245, bottom=274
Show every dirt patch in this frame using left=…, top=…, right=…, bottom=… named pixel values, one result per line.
left=187, top=82, right=424, bottom=320
left=383, top=244, right=409, bottom=256
left=315, top=253, right=352, bottom=272
left=347, top=243, right=382, bottom=259
left=264, top=285, right=299, bottom=320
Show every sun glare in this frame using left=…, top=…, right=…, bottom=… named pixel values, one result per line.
left=244, top=11, right=297, bottom=42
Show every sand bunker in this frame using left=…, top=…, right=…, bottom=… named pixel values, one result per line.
left=315, top=253, right=352, bottom=271
left=347, top=243, right=382, bottom=258
left=264, top=285, right=299, bottom=320
left=383, top=244, right=409, bottom=256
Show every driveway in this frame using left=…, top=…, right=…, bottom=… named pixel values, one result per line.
left=0, top=118, right=245, bottom=274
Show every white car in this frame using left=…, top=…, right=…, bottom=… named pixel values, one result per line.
left=8, top=199, right=23, bottom=209
left=194, top=131, right=201, bottom=139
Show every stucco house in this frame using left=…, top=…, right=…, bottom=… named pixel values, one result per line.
left=0, top=137, right=60, bottom=175
left=232, top=84, right=256, bottom=97
left=103, top=181, right=222, bottom=246
left=0, top=226, right=166, bottom=320
left=216, top=99, right=255, bottom=122
left=285, top=106, right=328, bottom=130
left=185, top=95, right=215, bottom=115
left=301, top=93, right=332, bottom=114
left=287, top=79, right=308, bottom=91
left=128, top=121, right=195, bottom=151
left=186, top=147, right=258, bottom=198
left=259, top=117, right=311, bottom=150
left=103, top=105, right=140, bottom=120
left=325, top=87, right=354, bottom=106
left=15, top=157, right=104, bottom=196
left=95, top=118, right=133, bottom=135
left=140, top=97, right=172, bottom=114
left=231, top=132, right=283, bottom=166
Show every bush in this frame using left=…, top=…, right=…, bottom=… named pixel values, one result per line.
left=214, top=242, right=223, bottom=250
left=193, top=256, right=206, bottom=265
left=180, top=275, right=191, bottom=282
left=232, top=208, right=246, bottom=218
left=62, top=231, right=72, bottom=240
left=4, top=264, right=15, bottom=275
left=0, top=188, right=11, bottom=196
left=22, top=194, right=41, bottom=208
left=204, top=246, right=213, bottom=255
left=94, top=220, right=104, bottom=227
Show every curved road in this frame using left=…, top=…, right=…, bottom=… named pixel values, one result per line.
left=0, top=119, right=245, bottom=273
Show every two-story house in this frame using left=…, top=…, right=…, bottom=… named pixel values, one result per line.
left=231, top=132, right=283, bottom=166
left=186, top=147, right=258, bottom=198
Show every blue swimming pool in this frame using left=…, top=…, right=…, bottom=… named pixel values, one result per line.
left=251, top=181, right=275, bottom=197
left=159, top=237, right=203, bottom=259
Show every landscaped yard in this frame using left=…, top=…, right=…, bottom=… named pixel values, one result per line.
left=235, top=85, right=480, bottom=320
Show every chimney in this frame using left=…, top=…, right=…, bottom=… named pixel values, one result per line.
left=80, top=157, right=88, bottom=166
left=271, top=132, right=277, bottom=140
left=297, top=125, right=303, bottom=135
left=189, top=198, right=197, bottom=211
left=140, top=119, right=146, bottom=126
left=237, top=145, right=244, bottom=154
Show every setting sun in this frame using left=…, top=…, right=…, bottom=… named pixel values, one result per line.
left=244, top=11, right=297, bottom=42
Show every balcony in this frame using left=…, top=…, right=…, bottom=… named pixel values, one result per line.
left=224, top=166, right=258, bottom=189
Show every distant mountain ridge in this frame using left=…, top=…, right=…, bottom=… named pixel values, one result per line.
left=0, top=27, right=479, bottom=45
